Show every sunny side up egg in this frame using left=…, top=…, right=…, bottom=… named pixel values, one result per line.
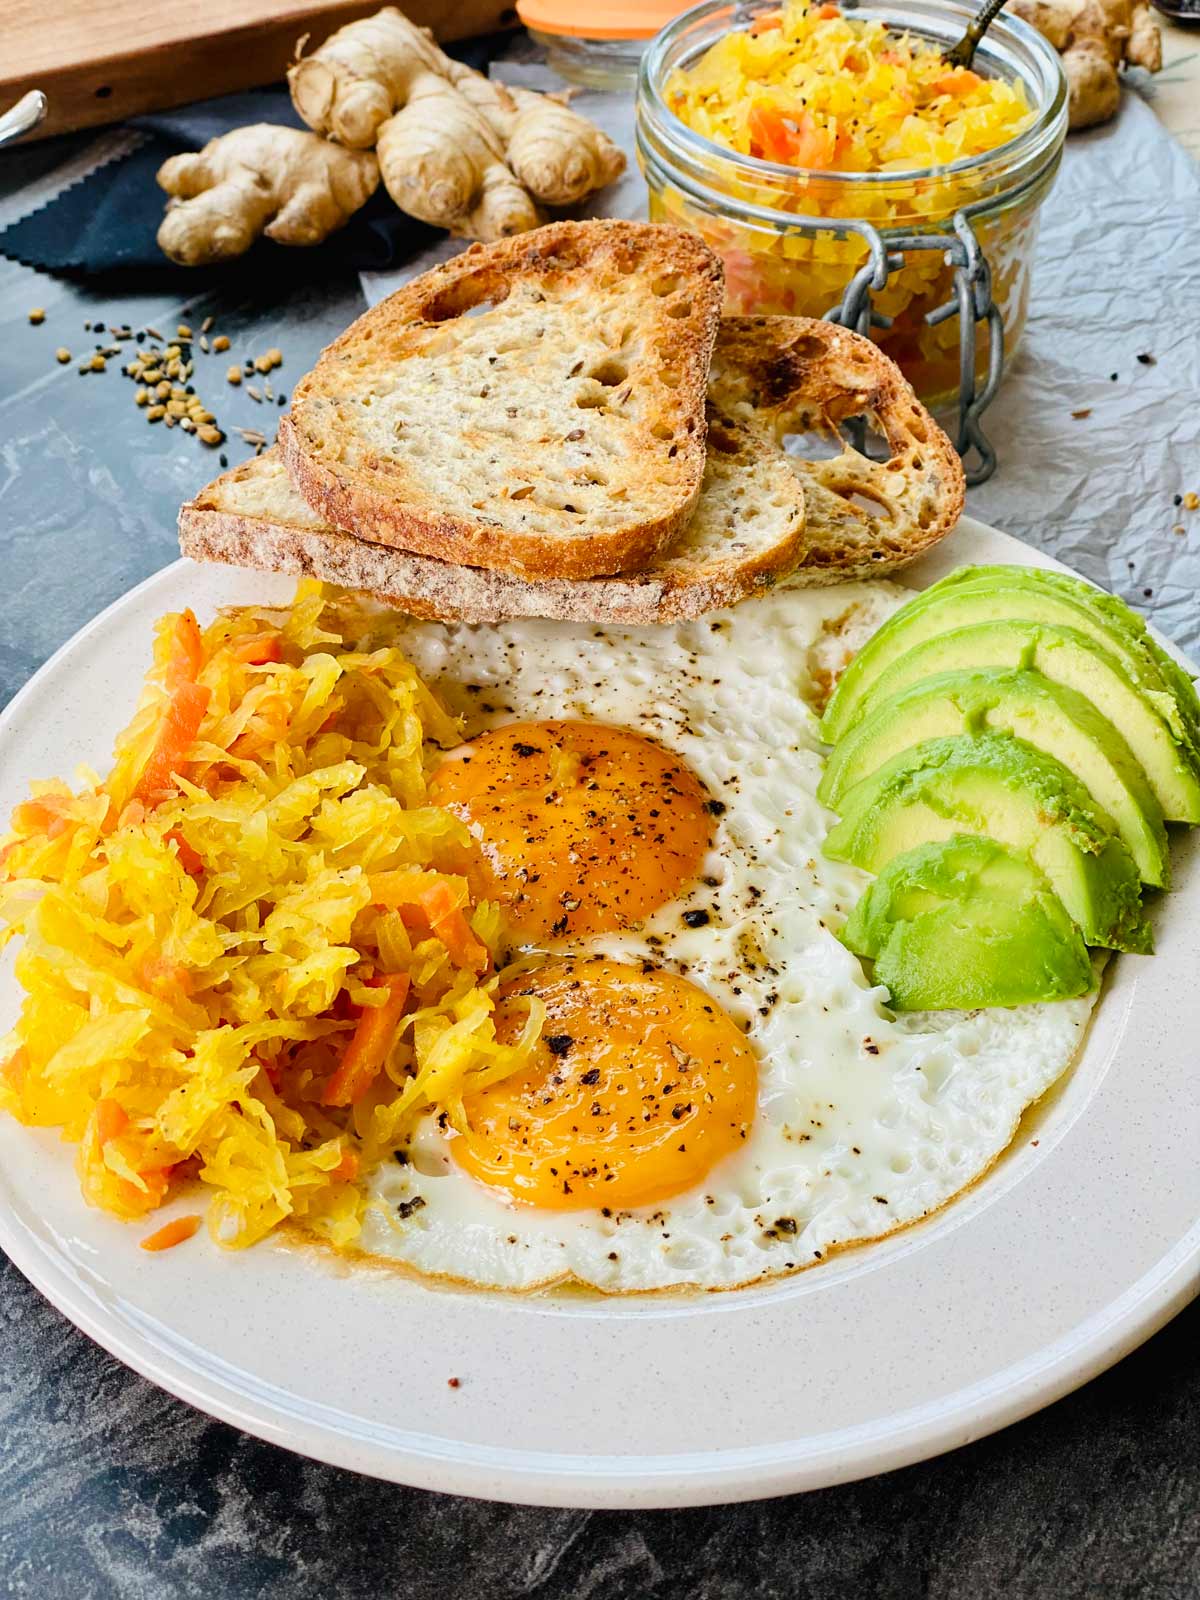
left=358, top=579, right=1100, bottom=1293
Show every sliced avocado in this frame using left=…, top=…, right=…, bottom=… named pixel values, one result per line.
left=822, top=565, right=1200, bottom=767
left=818, top=668, right=1170, bottom=887
left=825, top=734, right=1151, bottom=953
left=832, top=620, right=1200, bottom=823
left=841, top=835, right=1096, bottom=1011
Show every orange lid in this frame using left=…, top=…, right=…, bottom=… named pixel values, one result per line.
left=516, top=0, right=687, bottom=40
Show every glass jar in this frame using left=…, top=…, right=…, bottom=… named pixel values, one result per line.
left=517, top=1, right=691, bottom=90
left=636, top=0, right=1068, bottom=411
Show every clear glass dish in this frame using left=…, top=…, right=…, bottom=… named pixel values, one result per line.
left=636, top=0, right=1068, bottom=410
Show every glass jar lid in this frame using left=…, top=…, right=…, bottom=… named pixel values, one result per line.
left=516, top=0, right=688, bottom=39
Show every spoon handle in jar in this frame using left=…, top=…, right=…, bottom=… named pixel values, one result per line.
left=943, top=0, right=1011, bottom=68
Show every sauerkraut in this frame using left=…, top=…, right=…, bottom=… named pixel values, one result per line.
left=0, top=584, right=543, bottom=1250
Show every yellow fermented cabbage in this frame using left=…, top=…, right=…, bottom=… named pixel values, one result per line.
left=0, top=584, right=542, bottom=1250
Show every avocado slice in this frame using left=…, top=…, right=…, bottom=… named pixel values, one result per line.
left=831, top=620, right=1200, bottom=823
left=818, top=668, right=1170, bottom=887
left=825, top=734, right=1151, bottom=952
left=841, top=835, right=1096, bottom=1011
left=821, top=565, right=1200, bottom=768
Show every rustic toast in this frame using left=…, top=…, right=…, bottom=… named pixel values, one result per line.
left=710, top=316, right=965, bottom=584
left=281, top=220, right=724, bottom=582
left=181, top=407, right=807, bottom=625
left=183, top=317, right=961, bottom=622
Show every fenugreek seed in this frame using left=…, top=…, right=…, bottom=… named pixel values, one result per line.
left=266, top=348, right=282, bottom=367
left=236, top=427, right=266, bottom=445
left=199, top=335, right=210, bottom=353
left=89, top=354, right=106, bottom=372
left=102, top=345, right=122, bottom=358
left=192, top=409, right=215, bottom=425
left=56, top=347, right=71, bottom=364
left=253, top=355, right=272, bottom=374
left=226, top=366, right=242, bottom=386
left=166, top=400, right=187, bottom=417
left=213, top=335, right=230, bottom=352
left=125, top=363, right=140, bottom=377
left=28, top=308, right=45, bottom=325
left=247, top=385, right=263, bottom=402
left=198, top=425, right=224, bottom=446
left=201, top=316, right=214, bottom=334
left=176, top=324, right=192, bottom=339
left=143, top=367, right=163, bottom=384
left=134, top=387, right=148, bottom=406
left=166, top=360, right=181, bottom=380
left=182, top=361, right=194, bottom=379
left=171, top=385, right=188, bottom=400
left=145, top=326, right=163, bottom=341
left=146, top=405, right=166, bottom=421
left=164, top=413, right=177, bottom=428
left=180, top=417, right=196, bottom=433
left=156, top=382, right=170, bottom=400
left=165, top=344, right=181, bottom=359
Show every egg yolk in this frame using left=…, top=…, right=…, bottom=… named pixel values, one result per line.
left=429, top=720, right=715, bottom=942
left=454, top=958, right=758, bottom=1211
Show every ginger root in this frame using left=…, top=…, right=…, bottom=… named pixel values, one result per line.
left=1008, top=0, right=1161, bottom=128
left=288, top=6, right=626, bottom=241
left=157, top=125, right=379, bottom=266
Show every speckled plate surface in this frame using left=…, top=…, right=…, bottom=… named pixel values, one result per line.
left=0, top=518, right=1197, bottom=1509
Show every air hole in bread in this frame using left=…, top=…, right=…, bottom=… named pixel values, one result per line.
left=834, top=486, right=892, bottom=520
left=588, top=359, right=628, bottom=386
left=666, top=298, right=694, bottom=320
left=659, top=367, right=682, bottom=390
left=783, top=429, right=843, bottom=462
left=651, top=273, right=684, bottom=296
left=707, top=426, right=743, bottom=455
left=907, top=412, right=929, bottom=444
left=651, top=421, right=675, bottom=441
left=575, top=391, right=608, bottom=410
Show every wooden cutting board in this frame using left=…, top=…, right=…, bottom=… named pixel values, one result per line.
left=2, top=0, right=517, bottom=142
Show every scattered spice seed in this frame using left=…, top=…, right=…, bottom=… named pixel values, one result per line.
left=226, top=366, right=242, bottom=386
left=177, top=323, right=192, bottom=339
left=253, top=354, right=273, bottom=374
left=199, top=334, right=210, bottom=353
left=134, top=387, right=148, bottom=406
left=201, top=315, right=214, bottom=334
left=219, top=453, right=228, bottom=468
left=145, top=326, right=163, bottom=340
left=164, top=413, right=177, bottom=428
left=180, top=417, right=196, bottom=433
left=197, top=425, right=224, bottom=446
left=28, top=308, right=45, bottom=324
left=146, top=405, right=165, bottom=421
left=1071, top=408, right=1091, bottom=420
left=89, top=354, right=106, bottom=372
left=1173, top=523, right=1186, bottom=535
left=213, top=334, right=230, bottom=352
left=447, top=1377, right=461, bottom=1389
left=1137, top=352, right=1157, bottom=366
left=1185, top=491, right=1199, bottom=511
left=247, top=385, right=264, bottom=402
left=55, top=347, right=71, bottom=364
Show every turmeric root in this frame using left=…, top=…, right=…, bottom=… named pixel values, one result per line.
left=288, top=6, right=625, bottom=242
left=1007, top=0, right=1161, bottom=128
left=157, top=125, right=379, bottom=266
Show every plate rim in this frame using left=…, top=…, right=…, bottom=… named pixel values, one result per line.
left=1, top=535, right=1197, bottom=1508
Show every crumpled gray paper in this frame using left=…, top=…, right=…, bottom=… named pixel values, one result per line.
left=362, top=72, right=1200, bottom=651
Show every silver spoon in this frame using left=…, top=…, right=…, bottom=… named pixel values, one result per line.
left=0, top=90, right=48, bottom=150
left=942, top=0, right=1011, bottom=69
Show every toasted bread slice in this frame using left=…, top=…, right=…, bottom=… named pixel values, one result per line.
left=282, top=220, right=724, bottom=582
left=181, top=410, right=807, bottom=624
left=711, top=316, right=965, bottom=584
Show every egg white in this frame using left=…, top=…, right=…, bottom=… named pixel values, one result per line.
left=356, top=578, right=1100, bottom=1292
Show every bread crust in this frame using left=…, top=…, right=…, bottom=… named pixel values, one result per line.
left=284, top=220, right=724, bottom=581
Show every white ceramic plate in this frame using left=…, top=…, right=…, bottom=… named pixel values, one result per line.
left=1, top=518, right=1197, bottom=1509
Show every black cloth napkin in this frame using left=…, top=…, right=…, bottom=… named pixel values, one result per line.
left=0, top=34, right=510, bottom=282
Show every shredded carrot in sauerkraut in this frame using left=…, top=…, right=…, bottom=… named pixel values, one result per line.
left=0, top=583, right=543, bottom=1250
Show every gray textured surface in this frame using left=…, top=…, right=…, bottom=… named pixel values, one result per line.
left=2, top=134, right=1200, bottom=1600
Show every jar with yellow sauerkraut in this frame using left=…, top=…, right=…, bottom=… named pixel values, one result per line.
left=637, top=0, right=1068, bottom=410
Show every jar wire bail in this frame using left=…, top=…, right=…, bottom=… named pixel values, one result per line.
left=825, top=210, right=1003, bottom=487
